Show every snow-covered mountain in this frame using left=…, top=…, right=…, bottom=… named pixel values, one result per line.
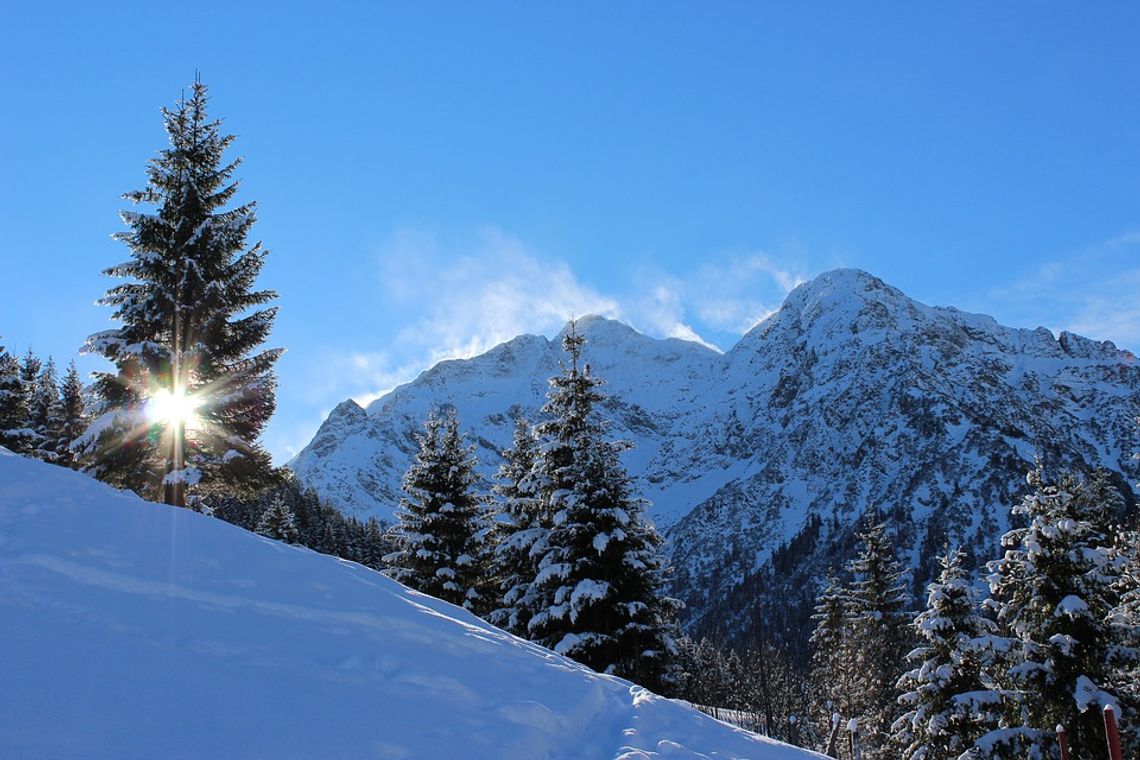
left=0, top=449, right=820, bottom=759
left=290, top=269, right=1139, bottom=641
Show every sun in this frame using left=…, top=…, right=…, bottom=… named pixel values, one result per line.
left=146, top=388, right=204, bottom=431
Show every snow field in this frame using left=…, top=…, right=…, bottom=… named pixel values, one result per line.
left=0, top=450, right=820, bottom=759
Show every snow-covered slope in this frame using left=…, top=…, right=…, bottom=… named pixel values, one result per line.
left=289, top=269, right=1139, bottom=641
left=0, top=449, right=820, bottom=760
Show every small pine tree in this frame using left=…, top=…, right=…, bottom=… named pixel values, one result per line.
left=30, top=357, right=63, bottom=463
left=0, top=344, right=31, bottom=453
left=14, top=350, right=46, bottom=456
left=385, top=409, right=489, bottom=612
left=488, top=417, right=548, bottom=635
left=892, top=549, right=999, bottom=760
left=256, top=496, right=300, bottom=544
left=57, top=361, right=86, bottom=468
left=527, top=323, right=677, bottom=691
left=977, top=469, right=1131, bottom=758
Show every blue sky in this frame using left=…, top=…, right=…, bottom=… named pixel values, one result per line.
left=2, top=2, right=1138, bottom=462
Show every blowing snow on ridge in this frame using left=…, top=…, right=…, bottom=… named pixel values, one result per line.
left=289, top=269, right=1139, bottom=643
left=0, top=449, right=821, bottom=759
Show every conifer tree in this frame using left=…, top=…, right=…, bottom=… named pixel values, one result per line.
left=19, top=349, right=42, bottom=416
left=842, top=521, right=913, bottom=758
left=79, top=77, right=280, bottom=506
left=811, top=526, right=907, bottom=756
left=977, top=469, right=1131, bottom=758
left=30, top=357, right=63, bottom=463
left=256, top=496, right=300, bottom=544
left=810, top=573, right=859, bottom=725
left=489, top=417, right=548, bottom=635
left=12, top=350, right=43, bottom=454
left=528, top=323, right=676, bottom=691
left=0, top=344, right=30, bottom=453
left=1109, top=527, right=1140, bottom=751
left=57, top=361, right=86, bottom=468
left=892, top=549, right=998, bottom=760
left=386, top=409, right=489, bottom=612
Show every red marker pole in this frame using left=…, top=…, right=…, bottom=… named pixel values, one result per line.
left=1056, top=724, right=1069, bottom=760
left=1104, top=704, right=1123, bottom=760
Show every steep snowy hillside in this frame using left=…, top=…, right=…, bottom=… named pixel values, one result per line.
left=290, top=269, right=1139, bottom=644
left=0, top=449, right=821, bottom=760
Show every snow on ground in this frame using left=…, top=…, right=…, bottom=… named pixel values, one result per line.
left=0, top=449, right=821, bottom=760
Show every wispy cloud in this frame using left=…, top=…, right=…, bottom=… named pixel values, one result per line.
left=308, top=229, right=808, bottom=435
left=628, top=253, right=807, bottom=347
left=988, top=232, right=1140, bottom=352
left=689, top=253, right=807, bottom=334
left=382, top=227, right=622, bottom=364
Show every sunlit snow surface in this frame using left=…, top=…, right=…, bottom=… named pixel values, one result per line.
left=0, top=449, right=820, bottom=760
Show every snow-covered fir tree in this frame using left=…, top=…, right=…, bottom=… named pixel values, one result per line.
left=892, top=548, right=999, bottom=760
left=17, top=350, right=44, bottom=454
left=1113, top=421, right=1140, bottom=746
left=488, top=417, right=548, bottom=635
left=812, top=521, right=912, bottom=759
left=976, top=469, right=1132, bottom=758
left=29, top=357, right=63, bottom=463
left=0, top=343, right=31, bottom=453
left=56, top=361, right=86, bottom=468
left=527, top=323, right=677, bottom=692
left=809, top=574, right=859, bottom=726
left=853, top=524, right=913, bottom=758
left=1108, top=525, right=1140, bottom=752
left=385, top=409, right=490, bottom=613
left=79, top=77, right=280, bottom=506
left=255, top=496, right=299, bottom=544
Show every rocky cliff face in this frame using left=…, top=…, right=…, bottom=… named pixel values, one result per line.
left=289, top=269, right=1139, bottom=642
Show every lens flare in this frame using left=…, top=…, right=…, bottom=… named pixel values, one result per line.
left=146, top=388, right=203, bottom=431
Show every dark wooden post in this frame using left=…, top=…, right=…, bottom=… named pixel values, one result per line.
left=1055, top=724, right=1069, bottom=760
left=1104, top=704, right=1123, bottom=760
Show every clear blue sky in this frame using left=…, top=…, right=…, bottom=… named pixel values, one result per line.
left=2, top=2, right=1138, bottom=462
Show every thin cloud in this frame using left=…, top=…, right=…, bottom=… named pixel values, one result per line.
left=314, top=231, right=809, bottom=434
left=629, top=253, right=806, bottom=344
left=382, top=226, right=623, bottom=364
left=689, top=253, right=807, bottom=333
left=988, top=232, right=1140, bottom=352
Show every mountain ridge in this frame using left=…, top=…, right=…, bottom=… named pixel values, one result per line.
left=289, top=268, right=1139, bottom=642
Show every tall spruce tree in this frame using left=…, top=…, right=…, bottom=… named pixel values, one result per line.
left=892, top=549, right=999, bottom=760
left=385, top=409, right=489, bottom=612
left=809, top=573, right=860, bottom=725
left=79, top=77, right=280, bottom=506
left=528, top=322, right=676, bottom=691
left=489, top=417, right=548, bottom=635
left=976, top=469, right=1131, bottom=758
left=1109, top=526, right=1140, bottom=751
left=843, top=521, right=913, bottom=759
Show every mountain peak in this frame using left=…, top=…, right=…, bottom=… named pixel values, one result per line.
left=783, top=268, right=904, bottom=315
left=737, top=267, right=910, bottom=349
left=560, top=313, right=639, bottom=339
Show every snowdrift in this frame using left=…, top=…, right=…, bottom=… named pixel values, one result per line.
left=0, top=449, right=820, bottom=759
